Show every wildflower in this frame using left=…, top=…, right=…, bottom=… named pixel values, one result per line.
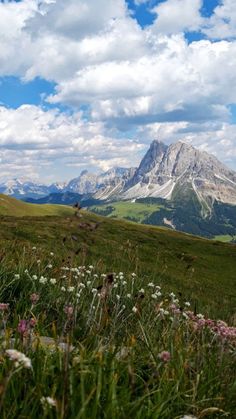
left=131, top=273, right=136, bottom=278
left=113, top=283, right=118, bottom=288
left=14, top=274, right=20, bottom=279
left=47, top=264, right=53, bottom=269
left=122, top=280, right=127, bottom=285
left=86, top=270, right=91, bottom=275
left=158, top=351, right=171, bottom=362
left=41, top=397, right=57, bottom=408
left=18, top=320, right=28, bottom=336
left=78, top=283, right=85, bottom=288
left=32, top=246, right=36, bottom=250
left=87, top=281, right=91, bottom=286
left=6, top=349, right=32, bottom=369
left=61, top=286, right=66, bottom=292
left=127, top=294, right=132, bottom=298
left=68, top=286, right=75, bottom=292
left=37, top=260, right=41, bottom=264
left=132, top=306, right=138, bottom=314
left=32, top=274, right=37, bottom=280
left=139, top=288, right=145, bottom=294
left=89, top=265, right=94, bottom=270
left=93, top=274, right=98, bottom=278
left=0, top=303, right=9, bottom=311
left=92, top=288, right=97, bottom=294
left=185, top=301, right=191, bottom=307
left=39, top=276, right=47, bottom=284
left=30, top=293, right=39, bottom=304
left=148, top=282, right=155, bottom=287
left=151, top=294, right=158, bottom=300
left=50, top=278, right=56, bottom=285
left=116, top=295, right=121, bottom=301
left=50, top=252, right=54, bottom=256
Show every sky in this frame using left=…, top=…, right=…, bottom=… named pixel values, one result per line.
left=0, top=0, right=236, bottom=183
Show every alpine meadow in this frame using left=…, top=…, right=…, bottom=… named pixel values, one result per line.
left=0, top=1, right=236, bottom=419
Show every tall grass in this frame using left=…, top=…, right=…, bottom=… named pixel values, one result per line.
left=0, top=250, right=235, bottom=418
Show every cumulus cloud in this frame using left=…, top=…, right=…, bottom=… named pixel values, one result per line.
left=202, top=0, right=236, bottom=40
left=151, top=0, right=203, bottom=35
left=0, top=105, right=142, bottom=182
left=0, top=0, right=236, bottom=180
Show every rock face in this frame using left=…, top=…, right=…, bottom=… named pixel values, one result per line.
left=119, top=140, right=236, bottom=212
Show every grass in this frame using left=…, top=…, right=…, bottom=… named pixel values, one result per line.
left=0, top=261, right=235, bottom=418
left=214, top=235, right=236, bottom=243
left=0, top=204, right=236, bottom=417
left=0, top=209, right=236, bottom=321
left=90, top=200, right=166, bottom=222
left=0, top=194, right=74, bottom=217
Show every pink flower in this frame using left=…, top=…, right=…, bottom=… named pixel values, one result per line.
left=158, top=351, right=171, bottom=362
left=17, top=320, right=28, bottom=336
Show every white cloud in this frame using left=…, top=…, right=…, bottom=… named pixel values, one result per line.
left=0, top=105, right=142, bottom=182
left=202, top=0, right=236, bottom=39
left=0, top=0, right=236, bottom=180
left=151, top=0, right=203, bottom=35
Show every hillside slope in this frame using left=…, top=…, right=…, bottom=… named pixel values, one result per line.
left=0, top=194, right=74, bottom=217
left=0, top=208, right=236, bottom=320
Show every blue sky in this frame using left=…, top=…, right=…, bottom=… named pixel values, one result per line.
left=0, top=0, right=236, bottom=183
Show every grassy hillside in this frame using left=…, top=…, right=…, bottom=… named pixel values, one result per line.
left=90, top=197, right=236, bottom=241
left=0, top=209, right=236, bottom=320
left=0, top=194, right=74, bottom=217
left=0, top=206, right=236, bottom=417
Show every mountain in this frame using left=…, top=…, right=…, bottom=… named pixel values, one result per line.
left=113, top=140, right=236, bottom=213
left=0, top=178, right=65, bottom=200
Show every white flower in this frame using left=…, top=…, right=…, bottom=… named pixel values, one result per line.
left=93, top=274, right=98, bottom=278
left=127, top=294, right=132, bottom=298
left=148, top=282, right=155, bottom=287
left=61, top=286, right=66, bottom=292
left=32, top=275, right=37, bottom=280
left=197, top=313, right=204, bottom=319
left=41, top=396, right=57, bottom=408
left=47, top=264, right=53, bottom=269
left=78, top=283, right=85, bottom=289
left=68, top=286, right=75, bottom=293
left=37, top=260, right=41, bottom=264
left=113, top=283, right=118, bottom=288
left=156, top=291, right=162, bottom=297
left=50, top=278, right=56, bottom=285
left=132, top=306, right=138, bottom=314
left=87, top=281, right=91, bottom=286
left=131, top=273, right=136, bottom=278
left=139, top=288, right=145, bottom=294
left=32, top=246, right=36, bottom=250
left=6, top=349, right=32, bottom=369
left=151, top=294, right=158, bottom=300
left=101, top=274, right=106, bottom=278
left=89, top=265, right=94, bottom=270
left=86, top=270, right=91, bottom=275
left=92, top=288, right=97, bottom=294
left=14, top=274, right=20, bottom=279
left=182, top=312, right=189, bottom=319
left=169, top=292, right=175, bottom=299
left=122, top=281, right=127, bottom=286
left=50, top=252, right=54, bottom=256
left=116, top=295, right=121, bottom=301
left=39, top=276, right=47, bottom=284
left=185, top=302, right=191, bottom=307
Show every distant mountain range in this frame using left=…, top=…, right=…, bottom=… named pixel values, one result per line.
left=2, top=140, right=236, bottom=239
